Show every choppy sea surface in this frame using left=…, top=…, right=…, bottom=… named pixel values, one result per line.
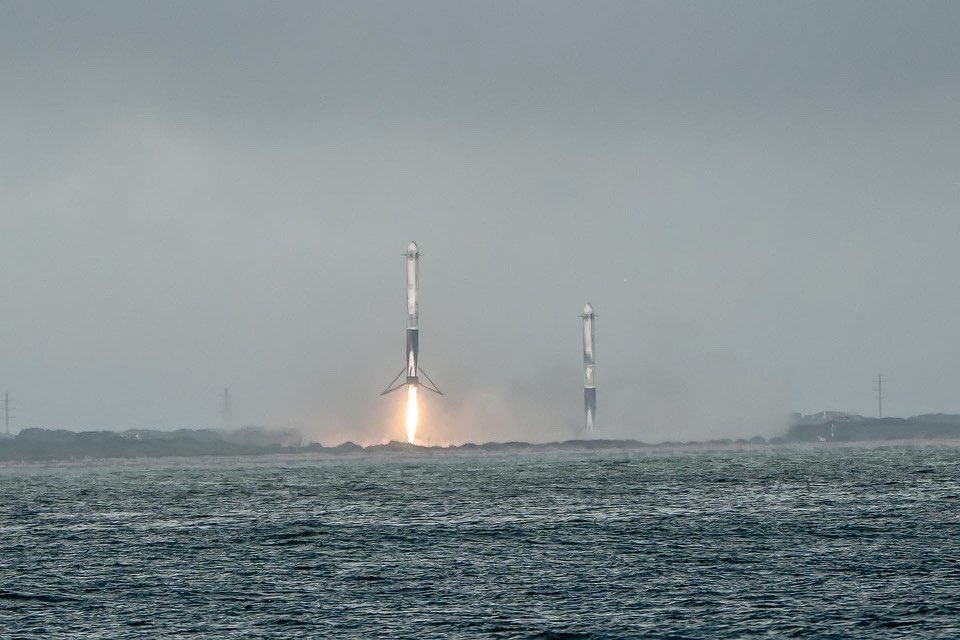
left=1, top=445, right=959, bottom=638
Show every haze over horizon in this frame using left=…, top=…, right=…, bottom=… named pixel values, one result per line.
left=2, top=2, right=959, bottom=444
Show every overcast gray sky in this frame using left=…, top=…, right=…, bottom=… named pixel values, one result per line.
left=1, top=1, right=958, bottom=443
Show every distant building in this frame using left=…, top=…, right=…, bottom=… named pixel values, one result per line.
left=793, top=411, right=866, bottom=426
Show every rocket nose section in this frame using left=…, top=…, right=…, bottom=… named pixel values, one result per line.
left=583, top=303, right=594, bottom=315
left=407, top=241, right=419, bottom=255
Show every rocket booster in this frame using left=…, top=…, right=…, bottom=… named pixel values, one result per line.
left=580, top=303, right=596, bottom=431
left=382, top=241, right=442, bottom=396
left=405, top=241, right=420, bottom=384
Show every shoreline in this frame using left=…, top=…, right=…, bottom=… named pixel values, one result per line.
left=3, top=437, right=960, bottom=468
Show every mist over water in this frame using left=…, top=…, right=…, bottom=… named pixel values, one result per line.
left=2, top=446, right=958, bottom=638
left=346, top=350, right=788, bottom=447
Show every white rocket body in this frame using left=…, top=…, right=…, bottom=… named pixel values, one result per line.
left=382, top=241, right=442, bottom=396
left=405, top=242, right=420, bottom=384
left=581, top=303, right=597, bottom=431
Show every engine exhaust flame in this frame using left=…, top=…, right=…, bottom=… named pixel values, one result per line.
left=405, top=385, right=419, bottom=444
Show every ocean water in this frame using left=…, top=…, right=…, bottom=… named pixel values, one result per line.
left=1, top=446, right=959, bottom=638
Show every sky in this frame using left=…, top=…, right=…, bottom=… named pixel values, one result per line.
left=1, top=1, right=959, bottom=444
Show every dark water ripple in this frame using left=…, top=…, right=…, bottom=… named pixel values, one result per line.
left=1, top=446, right=960, bottom=638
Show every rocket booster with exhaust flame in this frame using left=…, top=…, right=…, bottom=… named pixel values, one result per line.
left=382, top=242, right=442, bottom=396
left=580, top=303, right=596, bottom=431
left=405, top=241, right=419, bottom=384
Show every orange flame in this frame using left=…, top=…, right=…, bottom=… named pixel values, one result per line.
left=405, top=385, right=419, bottom=444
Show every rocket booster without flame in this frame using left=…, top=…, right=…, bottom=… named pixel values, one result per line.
left=580, top=303, right=597, bottom=431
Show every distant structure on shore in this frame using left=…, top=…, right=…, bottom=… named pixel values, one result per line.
left=580, top=303, right=597, bottom=432
left=876, top=374, right=884, bottom=418
left=787, top=412, right=960, bottom=442
left=221, top=387, right=232, bottom=431
left=3, top=392, right=10, bottom=437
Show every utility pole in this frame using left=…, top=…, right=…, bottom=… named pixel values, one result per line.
left=221, top=387, right=231, bottom=431
left=3, top=392, right=10, bottom=436
left=876, top=374, right=884, bottom=419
